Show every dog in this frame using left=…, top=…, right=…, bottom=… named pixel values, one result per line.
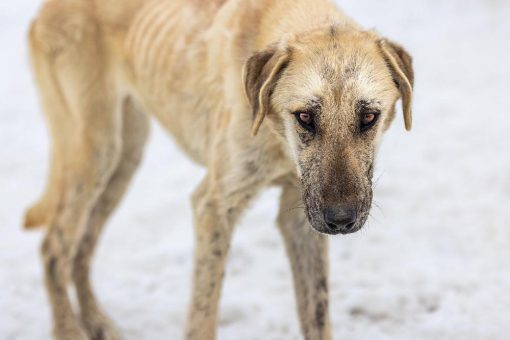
left=25, top=0, right=413, bottom=339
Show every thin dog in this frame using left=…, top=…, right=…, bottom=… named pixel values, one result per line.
left=25, top=0, right=414, bottom=339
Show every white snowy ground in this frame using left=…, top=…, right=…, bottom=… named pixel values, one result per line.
left=1, top=0, right=510, bottom=339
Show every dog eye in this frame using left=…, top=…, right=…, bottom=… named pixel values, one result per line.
left=362, top=113, right=376, bottom=125
left=299, top=112, right=313, bottom=125
left=360, top=111, right=380, bottom=132
left=295, top=111, right=315, bottom=132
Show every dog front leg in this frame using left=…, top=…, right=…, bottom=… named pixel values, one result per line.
left=277, top=184, right=331, bottom=340
left=186, top=174, right=257, bottom=340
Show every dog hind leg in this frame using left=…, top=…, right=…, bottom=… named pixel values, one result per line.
left=72, top=98, right=149, bottom=340
left=28, top=5, right=123, bottom=339
left=39, top=79, right=122, bottom=340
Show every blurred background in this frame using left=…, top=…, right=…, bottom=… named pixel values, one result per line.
left=1, top=0, right=509, bottom=339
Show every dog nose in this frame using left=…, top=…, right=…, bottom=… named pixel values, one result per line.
left=323, top=207, right=357, bottom=234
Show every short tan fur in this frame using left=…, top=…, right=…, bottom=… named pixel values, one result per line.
left=25, top=0, right=413, bottom=339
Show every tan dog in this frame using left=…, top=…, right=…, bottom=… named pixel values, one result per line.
left=25, top=0, right=413, bottom=339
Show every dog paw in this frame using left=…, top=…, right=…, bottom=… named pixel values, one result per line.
left=81, top=311, right=122, bottom=340
left=53, top=320, right=89, bottom=340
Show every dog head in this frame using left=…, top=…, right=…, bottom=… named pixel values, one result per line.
left=243, top=28, right=414, bottom=235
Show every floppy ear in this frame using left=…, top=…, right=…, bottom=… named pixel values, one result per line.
left=378, top=40, right=414, bottom=131
left=243, top=44, right=290, bottom=136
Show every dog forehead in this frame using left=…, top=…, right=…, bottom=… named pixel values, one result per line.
left=284, top=40, right=396, bottom=111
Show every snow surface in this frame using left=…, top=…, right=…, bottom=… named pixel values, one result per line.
left=1, top=0, right=510, bottom=339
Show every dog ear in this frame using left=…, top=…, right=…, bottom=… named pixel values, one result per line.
left=378, top=39, right=414, bottom=131
left=243, top=44, right=290, bottom=136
